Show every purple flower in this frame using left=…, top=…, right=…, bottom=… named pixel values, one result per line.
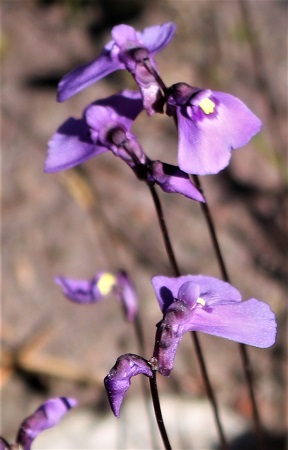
left=58, top=22, right=176, bottom=114
left=55, top=270, right=138, bottom=322
left=167, top=83, right=262, bottom=175
left=151, top=275, right=277, bottom=376
left=45, top=90, right=143, bottom=172
left=13, top=397, right=76, bottom=450
left=104, top=354, right=153, bottom=417
left=45, top=90, right=204, bottom=202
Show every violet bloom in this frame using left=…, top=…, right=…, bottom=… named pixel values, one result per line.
left=55, top=270, right=138, bottom=322
left=58, top=22, right=176, bottom=115
left=104, top=354, right=153, bottom=417
left=167, top=82, right=262, bottom=175
left=0, top=397, right=76, bottom=450
left=45, top=90, right=204, bottom=202
left=151, top=275, right=277, bottom=376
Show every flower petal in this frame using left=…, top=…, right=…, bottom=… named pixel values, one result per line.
left=115, top=271, right=138, bottom=322
left=190, top=298, right=277, bottom=348
left=85, top=90, right=143, bottom=133
left=151, top=275, right=242, bottom=312
left=111, top=24, right=138, bottom=48
left=177, top=109, right=232, bottom=175
left=104, top=354, right=153, bottom=417
left=177, top=92, right=261, bottom=175
left=45, top=118, right=107, bottom=173
left=138, top=22, right=176, bottom=54
left=57, top=42, right=124, bottom=102
left=55, top=272, right=117, bottom=304
left=150, top=161, right=205, bottom=201
left=16, top=397, right=76, bottom=450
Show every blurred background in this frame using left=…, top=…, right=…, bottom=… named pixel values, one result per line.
left=2, top=1, right=287, bottom=448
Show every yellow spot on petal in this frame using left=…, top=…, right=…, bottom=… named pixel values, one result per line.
left=196, top=297, right=206, bottom=306
left=97, top=273, right=117, bottom=296
left=199, top=97, right=215, bottom=115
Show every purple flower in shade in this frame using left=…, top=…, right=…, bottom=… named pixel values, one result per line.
left=151, top=275, right=277, bottom=376
left=45, top=90, right=143, bottom=173
left=55, top=270, right=138, bottom=322
left=104, top=354, right=153, bottom=417
left=45, top=90, right=204, bottom=203
left=57, top=22, right=176, bottom=115
left=166, top=82, right=262, bottom=175
left=0, top=397, right=76, bottom=450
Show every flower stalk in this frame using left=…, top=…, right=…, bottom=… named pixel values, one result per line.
left=192, top=173, right=266, bottom=450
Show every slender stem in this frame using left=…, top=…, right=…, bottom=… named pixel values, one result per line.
left=147, top=183, right=180, bottom=277
left=149, top=371, right=172, bottom=450
left=192, top=174, right=265, bottom=450
left=133, top=315, right=160, bottom=449
left=147, top=182, right=228, bottom=450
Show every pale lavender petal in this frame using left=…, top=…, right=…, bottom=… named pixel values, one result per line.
left=150, top=161, right=205, bottom=201
left=104, top=354, right=153, bottom=417
left=116, top=271, right=138, bottom=322
left=16, top=397, right=77, bottom=450
left=176, top=89, right=262, bottom=175
left=111, top=24, right=138, bottom=48
left=177, top=110, right=232, bottom=175
left=138, top=22, right=176, bottom=54
left=189, top=298, right=277, bottom=348
left=57, top=42, right=124, bottom=102
left=45, top=118, right=107, bottom=173
left=215, top=92, right=262, bottom=149
left=151, top=275, right=241, bottom=312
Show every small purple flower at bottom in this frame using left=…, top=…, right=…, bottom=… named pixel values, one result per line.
left=167, top=82, right=262, bottom=175
left=104, top=354, right=153, bottom=417
left=55, top=270, right=138, bottom=322
left=0, top=397, right=77, bottom=450
left=151, top=275, right=277, bottom=376
left=57, top=22, right=176, bottom=114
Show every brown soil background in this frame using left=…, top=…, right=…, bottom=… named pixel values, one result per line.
left=2, top=1, right=287, bottom=448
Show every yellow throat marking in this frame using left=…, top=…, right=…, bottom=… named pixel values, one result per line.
left=199, top=98, right=215, bottom=115
left=97, top=273, right=117, bottom=295
left=196, top=297, right=206, bottom=306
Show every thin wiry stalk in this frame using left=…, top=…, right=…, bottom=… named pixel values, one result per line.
left=147, top=182, right=229, bottom=450
left=192, top=173, right=265, bottom=450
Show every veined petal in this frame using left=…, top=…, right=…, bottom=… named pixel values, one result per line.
left=151, top=161, right=205, bottom=201
left=45, top=118, right=107, bottom=173
left=215, top=92, right=262, bottom=149
left=190, top=298, right=277, bottom=348
left=177, top=109, right=232, bottom=175
left=175, top=87, right=262, bottom=175
left=16, top=397, right=76, bottom=450
left=57, top=43, right=124, bottom=102
left=138, top=22, right=176, bottom=54
left=104, top=354, right=153, bottom=417
left=151, top=275, right=241, bottom=312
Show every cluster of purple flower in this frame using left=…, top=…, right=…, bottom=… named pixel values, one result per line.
left=3, top=22, right=276, bottom=448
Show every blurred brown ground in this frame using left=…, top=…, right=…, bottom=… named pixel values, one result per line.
left=1, top=0, right=287, bottom=448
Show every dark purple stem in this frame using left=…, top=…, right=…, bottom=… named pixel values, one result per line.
left=147, top=182, right=228, bottom=450
left=133, top=315, right=160, bottom=449
left=149, top=370, right=172, bottom=450
left=192, top=173, right=265, bottom=450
